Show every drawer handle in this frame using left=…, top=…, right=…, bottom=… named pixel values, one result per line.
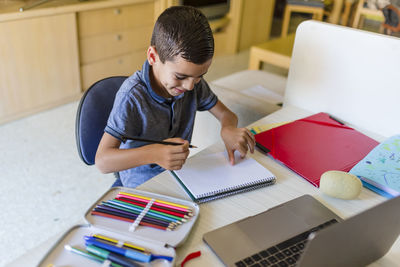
left=116, top=34, right=123, bottom=41
left=114, top=8, right=121, bottom=15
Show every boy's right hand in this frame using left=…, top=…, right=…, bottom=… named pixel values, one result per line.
left=153, top=138, right=190, bottom=170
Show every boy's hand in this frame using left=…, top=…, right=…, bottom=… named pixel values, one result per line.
left=153, top=138, right=190, bottom=170
left=221, top=126, right=255, bottom=165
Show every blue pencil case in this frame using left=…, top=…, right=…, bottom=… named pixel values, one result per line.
left=38, top=187, right=200, bottom=267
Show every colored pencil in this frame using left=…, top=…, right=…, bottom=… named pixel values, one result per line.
left=116, top=196, right=193, bottom=216
left=118, top=192, right=191, bottom=210
left=117, top=192, right=192, bottom=212
left=96, top=202, right=181, bottom=226
left=93, top=207, right=175, bottom=229
left=95, top=206, right=172, bottom=227
left=101, top=201, right=184, bottom=223
left=91, top=233, right=147, bottom=253
left=116, top=197, right=190, bottom=218
left=91, top=211, right=172, bottom=231
left=96, top=204, right=176, bottom=226
left=90, top=192, right=193, bottom=231
left=87, top=235, right=174, bottom=262
left=106, top=199, right=185, bottom=222
left=108, top=199, right=186, bottom=222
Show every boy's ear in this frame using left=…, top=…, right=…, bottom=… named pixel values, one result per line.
left=147, top=46, right=159, bottom=65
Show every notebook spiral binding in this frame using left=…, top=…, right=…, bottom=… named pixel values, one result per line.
left=196, top=177, right=276, bottom=203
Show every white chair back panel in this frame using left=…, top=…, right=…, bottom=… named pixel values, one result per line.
left=284, top=21, right=400, bottom=137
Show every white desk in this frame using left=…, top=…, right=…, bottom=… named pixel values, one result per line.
left=136, top=106, right=399, bottom=267
left=11, top=106, right=399, bottom=267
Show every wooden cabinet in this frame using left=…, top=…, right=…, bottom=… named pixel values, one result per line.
left=77, top=2, right=154, bottom=89
left=236, top=0, right=275, bottom=51
left=0, top=12, right=81, bottom=124
left=80, top=51, right=147, bottom=88
left=0, top=0, right=156, bottom=124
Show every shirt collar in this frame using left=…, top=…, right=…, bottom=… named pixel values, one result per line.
left=141, top=60, right=184, bottom=104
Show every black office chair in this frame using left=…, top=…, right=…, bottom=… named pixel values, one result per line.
left=75, top=76, right=128, bottom=187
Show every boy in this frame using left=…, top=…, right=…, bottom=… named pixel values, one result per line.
left=95, top=6, right=255, bottom=188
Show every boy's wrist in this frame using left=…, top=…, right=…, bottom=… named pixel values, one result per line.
left=134, top=143, right=163, bottom=166
left=221, top=125, right=236, bottom=134
left=220, top=125, right=235, bottom=141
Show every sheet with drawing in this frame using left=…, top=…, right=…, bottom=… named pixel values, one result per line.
left=171, top=152, right=276, bottom=203
left=350, top=135, right=400, bottom=197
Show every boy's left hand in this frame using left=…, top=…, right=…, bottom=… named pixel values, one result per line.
left=221, top=126, right=255, bottom=165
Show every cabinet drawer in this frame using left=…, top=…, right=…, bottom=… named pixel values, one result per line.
left=81, top=51, right=147, bottom=90
left=79, top=25, right=152, bottom=64
left=78, top=2, right=154, bottom=38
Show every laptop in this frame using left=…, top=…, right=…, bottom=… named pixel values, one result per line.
left=203, top=194, right=400, bottom=267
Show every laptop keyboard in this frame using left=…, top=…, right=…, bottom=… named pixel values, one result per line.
left=235, top=219, right=338, bottom=267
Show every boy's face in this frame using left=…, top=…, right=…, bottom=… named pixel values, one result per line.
left=148, top=46, right=212, bottom=98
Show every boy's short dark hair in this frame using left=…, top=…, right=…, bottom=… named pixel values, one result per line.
left=151, top=6, right=214, bottom=64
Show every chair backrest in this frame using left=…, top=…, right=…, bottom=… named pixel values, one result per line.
left=284, top=21, right=400, bottom=138
left=75, top=76, right=127, bottom=165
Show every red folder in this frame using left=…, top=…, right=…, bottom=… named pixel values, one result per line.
left=255, top=112, right=379, bottom=187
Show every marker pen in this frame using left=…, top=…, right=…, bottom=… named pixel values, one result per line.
left=86, top=244, right=139, bottom=267
left=85, top=236, right=151, bottom=262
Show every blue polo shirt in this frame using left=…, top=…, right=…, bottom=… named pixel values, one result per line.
left=105, top=60, right=218, bottom=187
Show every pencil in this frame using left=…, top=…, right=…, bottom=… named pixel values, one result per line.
left=96, top=202, right=183, bottom=225
left=122, top=136, right=197, bottom=148
left=118, top=192, right=192, bottom=212
left=91, top=234, right=148, bottom=253
left=116, top=197, right=191, bottom=218
left=91, top=210, right=173, bottom=231
left=95, top=205, right=176, bottom=225
left=105, top=200, right=186, bottom=222
left=92, top=208, right=176, bottom=229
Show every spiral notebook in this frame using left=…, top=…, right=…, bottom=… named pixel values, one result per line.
left=170, top=152, right=276, bottom=203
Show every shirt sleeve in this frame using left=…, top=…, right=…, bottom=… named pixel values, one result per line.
left=105, top=89, right=142, bottom=142
left=196, top=79, right=218, bottom=111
